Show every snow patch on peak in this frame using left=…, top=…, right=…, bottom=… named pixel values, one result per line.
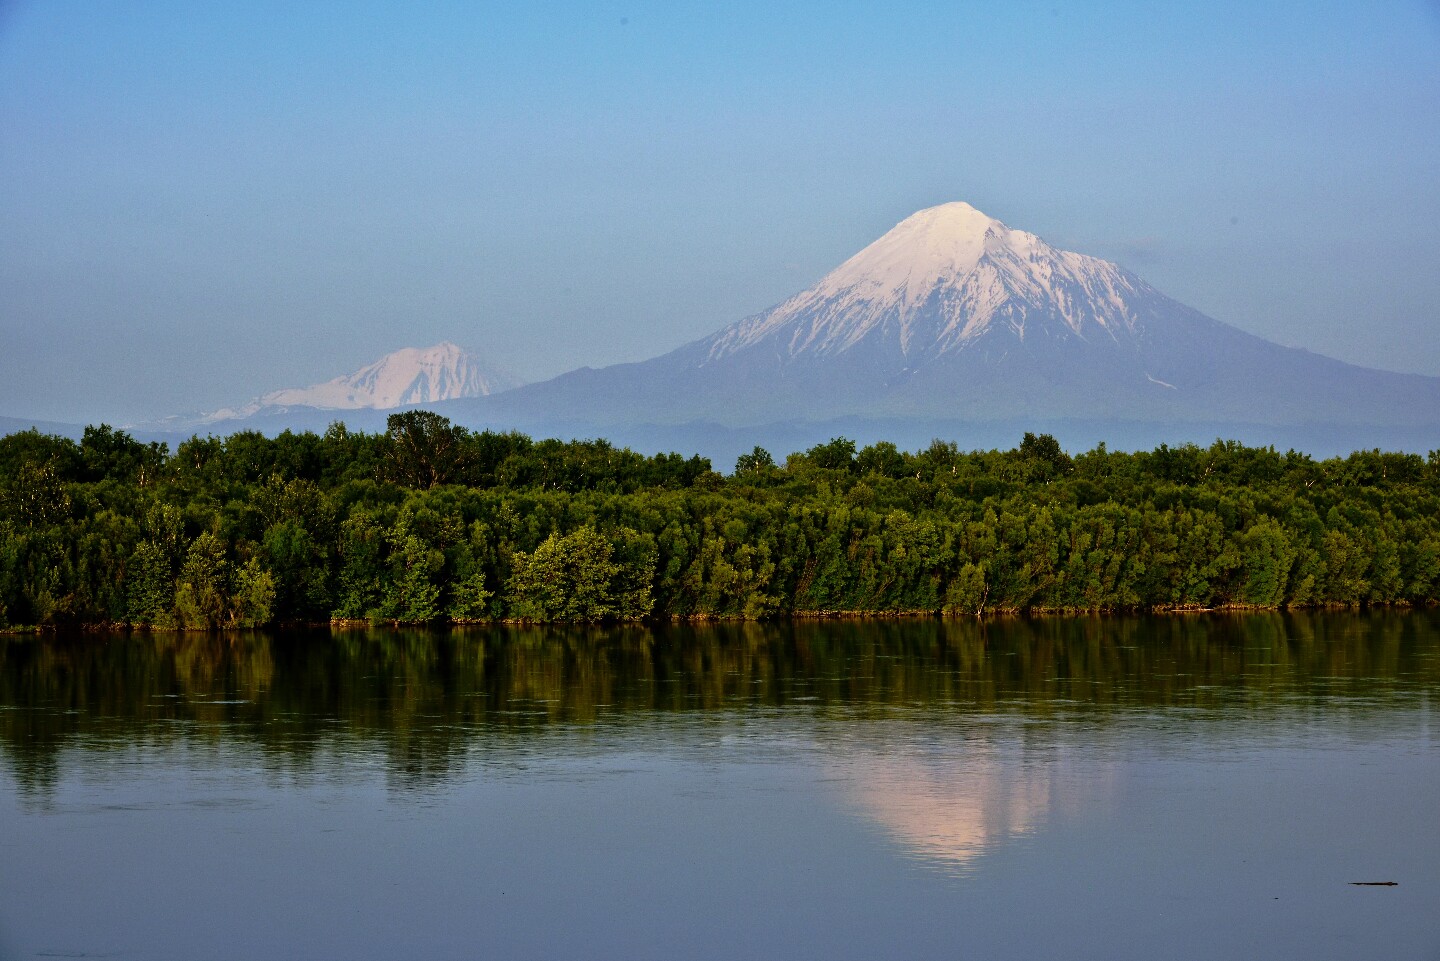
left=810, top=202, right=1013, bottom=308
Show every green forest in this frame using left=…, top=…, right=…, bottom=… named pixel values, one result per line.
left=1, top=412, right=1438, bottom=629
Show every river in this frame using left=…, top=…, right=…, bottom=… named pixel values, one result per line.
left=1, top=612, right=1436, bottom=959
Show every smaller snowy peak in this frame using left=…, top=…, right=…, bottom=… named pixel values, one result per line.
left=195, top=343, right=522, bottom=424
left=261, top=342, right=519, bottom=410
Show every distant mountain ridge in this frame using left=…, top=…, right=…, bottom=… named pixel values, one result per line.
left=149, top=342, right=521, bottom=430
left=18, top=202, right=1435, bottom=464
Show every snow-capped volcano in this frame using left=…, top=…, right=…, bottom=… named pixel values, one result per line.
left=707, top=201, right=1143, bottom=361
left=453, top=200, right=1440, bottom=436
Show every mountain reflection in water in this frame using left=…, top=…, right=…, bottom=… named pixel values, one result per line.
left=836, top=744, right=1106, bottom=874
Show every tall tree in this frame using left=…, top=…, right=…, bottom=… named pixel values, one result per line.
left=384, top=412, right=469, bottom=489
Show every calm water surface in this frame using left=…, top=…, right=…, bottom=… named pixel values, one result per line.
left=1, top=613, right=1436, bottom=960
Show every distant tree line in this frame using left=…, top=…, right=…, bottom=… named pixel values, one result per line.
left=1, top=413, right=1437, bottom=629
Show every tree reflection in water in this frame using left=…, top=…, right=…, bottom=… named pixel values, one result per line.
left=0, top=611, right=1435, bottom=814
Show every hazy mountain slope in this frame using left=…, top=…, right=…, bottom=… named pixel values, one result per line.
left=0, top=415, right=87, bottom=441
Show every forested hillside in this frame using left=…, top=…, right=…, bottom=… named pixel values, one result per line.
left=1, top=413, right=1437, bottom=629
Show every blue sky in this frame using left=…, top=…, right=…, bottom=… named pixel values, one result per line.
left=2, top=0, right=1438, bottom=423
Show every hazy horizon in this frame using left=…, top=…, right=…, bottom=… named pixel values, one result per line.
left=3, top=1, right=1439, bottom=424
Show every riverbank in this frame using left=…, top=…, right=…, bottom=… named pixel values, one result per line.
left=5, top=598, right=1431, bottom=637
